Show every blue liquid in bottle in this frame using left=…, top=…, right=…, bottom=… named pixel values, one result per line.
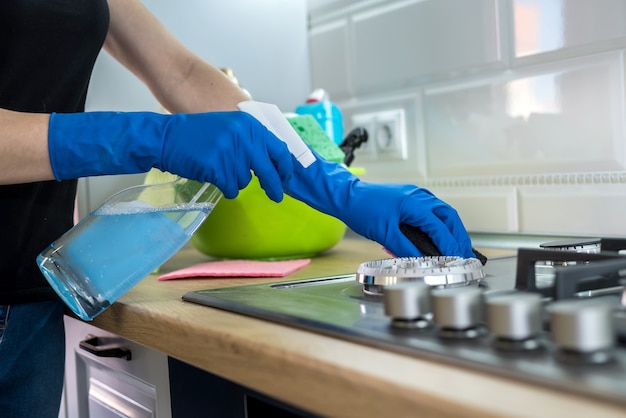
left=37, top=200, right=215, bottom=320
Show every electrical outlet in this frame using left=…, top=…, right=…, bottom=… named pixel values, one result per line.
left=374, top=109, right=406, bottom=160
left=351, top=109, right=407, bottom=162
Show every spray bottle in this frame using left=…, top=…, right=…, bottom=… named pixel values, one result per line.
left=295, top=88, right=344, bottom=146
left=37, top=101, right=314, bottom=321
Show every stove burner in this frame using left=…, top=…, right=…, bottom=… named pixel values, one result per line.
left=515, top=248, right=626, bottom=300
left=356, top=256, right=485, bottom=295
left=540, top=238, right=602, bottom=253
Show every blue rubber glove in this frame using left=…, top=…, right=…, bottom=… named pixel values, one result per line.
left=284, top=151, right=476, bottom=258
left=48, top=111, right=293, bottom=202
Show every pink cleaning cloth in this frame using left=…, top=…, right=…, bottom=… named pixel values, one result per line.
left=157, top=258, right=311, bottom=281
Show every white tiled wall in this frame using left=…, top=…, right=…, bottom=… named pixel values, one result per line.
left=308, top=0, right=626, bottom=238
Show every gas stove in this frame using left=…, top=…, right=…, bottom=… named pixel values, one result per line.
left=183, top=238, right=626, bottom=407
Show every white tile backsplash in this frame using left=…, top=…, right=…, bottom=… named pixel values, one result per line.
left=422, top=52, right=626, bottom=178
left=434, top=186, right=519, bottom=232
left=512, top=0, right=626, bottom=60
left=309, top=0, right=626, bottom=237
left=349, top=0, right=502, bottom=96
left=310, top=19, right=352, bottom=99
left=518, top=183, right=626, bottom=236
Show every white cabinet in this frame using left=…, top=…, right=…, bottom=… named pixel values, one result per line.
left=61, top=316, right=317, bottom=418
left=62, top=316, right=172, bottom=418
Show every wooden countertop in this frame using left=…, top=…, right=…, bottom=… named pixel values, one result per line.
left=90, top=238, right=625, bottom=418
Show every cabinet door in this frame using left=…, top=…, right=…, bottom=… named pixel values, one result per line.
left=88, top=378, right=153, bottom=418
left=63, top=316, right=172, bottom=418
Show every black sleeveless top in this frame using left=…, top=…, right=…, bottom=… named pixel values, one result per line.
left=0, top=0, right=110, bottom=303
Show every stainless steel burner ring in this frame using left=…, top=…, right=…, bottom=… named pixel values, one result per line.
left=356, top=256, right=486, bottom=295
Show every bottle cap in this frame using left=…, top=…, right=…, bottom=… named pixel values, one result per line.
left=306, top=88, right=328, bottom=103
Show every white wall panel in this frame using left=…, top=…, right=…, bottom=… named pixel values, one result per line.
left=512, top=0, right=626, bottom=60
left=88, top=0, right=310, bottom=112
left=435, top=187, right=519, bottom=232
left=308, top=0, right=626, bottom=238
left=310, top=20, right=352, bottom=100
left=350, top=0, right=502, bottom=95
left=422, top=52, right=626, bottom=178
left=518, top=184, right=626, bottom=236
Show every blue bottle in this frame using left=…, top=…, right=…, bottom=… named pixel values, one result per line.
left=295, top=89, right=344, bottom=146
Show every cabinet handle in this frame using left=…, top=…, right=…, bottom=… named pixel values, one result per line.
left=79, top=334, right=132, bottom=361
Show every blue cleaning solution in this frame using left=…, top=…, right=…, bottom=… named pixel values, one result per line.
left=37, top=201, right=215, bottom=320
left=295, top=89, right=344, bottom=146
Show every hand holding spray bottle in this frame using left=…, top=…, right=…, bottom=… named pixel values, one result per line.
left=38, top=101, right=314, bottom=320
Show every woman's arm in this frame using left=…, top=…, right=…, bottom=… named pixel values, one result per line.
left=104, top=0, right=249, bottom=113
left=0, top=109, right=53, bottom=184
left=0, top=0, right=248, bottom=185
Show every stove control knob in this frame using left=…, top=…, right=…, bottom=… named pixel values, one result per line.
left=384, top=281, right=431, bottom=329
left=486, top=292, right=543, bottom=350
left=549, top=300, right=614, bottom=364
left=431, top=286, right=483, bottom=338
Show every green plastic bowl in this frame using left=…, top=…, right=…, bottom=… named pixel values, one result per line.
left=190, top=174, right=348, bottom=260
